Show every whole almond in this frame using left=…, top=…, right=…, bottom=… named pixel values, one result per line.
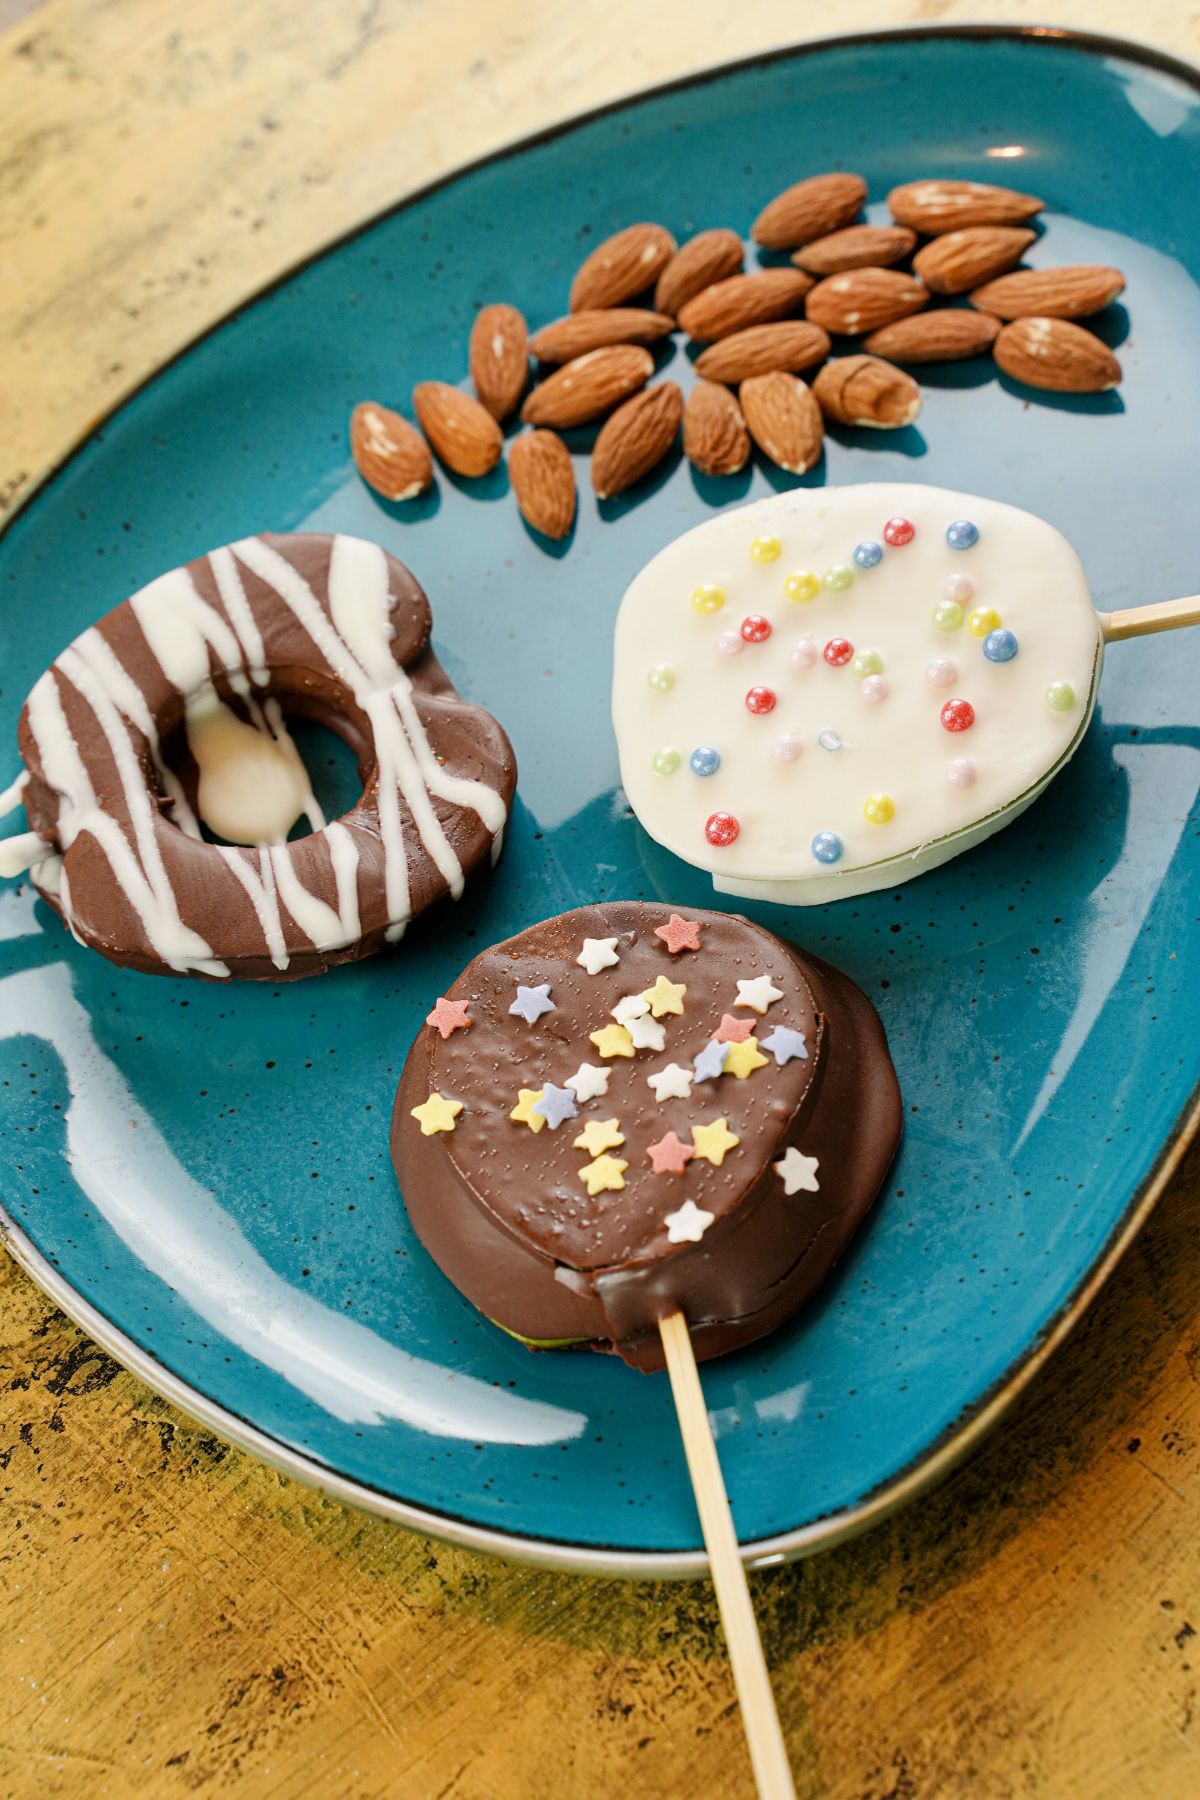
left=805, top=268, right=928, bottom=336
left=792, top=224, right=917, bottom=275
left=468, top=303, right=528, bottom=421
left=751, top=171, right=867, bottom=250
left=411, top=382, right=502, bottom=478
left=812, top=355, right=921, bottom=429
left=888, top=178, right=1044, bottom=234
left=592, top=382, right=683, bottom=499
left=677, top=269, right=813, bottom=342
left=509, top=431, right=576, bottom=539
left=994, top=317, right=1121, bottom=392
left=913, top=226, right=1037, bottom=295
left=529, top=309, right=675, bottom=363
left=350, top=402, right=434, bottom=502
left=739, top=372, right=823, bottom=474
left=521, top=345, right=653, bottom=428
left=569, top=223, right=677, bottom=311
left=694, top=320, right=831, bottom=383
left=863, top=311, right=1001, bottom=363
left=969, top=265, right=1125, bottom=320
left=683, top=380, right=751, bottom=478
left=655, top=228, right=744, bottom=316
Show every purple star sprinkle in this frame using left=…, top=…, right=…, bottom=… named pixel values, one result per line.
left=692, top=1038, right=729, bottom=1083
left=531, top=1083, right=578, bottom=1130
left=761, top=1025, right=809, bottom=1067
left=509, top=983, right=556, bottom=1024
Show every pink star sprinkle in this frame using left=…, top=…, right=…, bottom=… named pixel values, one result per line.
left=714, top=1013, right=754, bottom=1044
left=646, top=1132, right=696, bottom=1176
left=426, top=996, right=472, bottom=1039
left=655, top=914, right=703, bottom=955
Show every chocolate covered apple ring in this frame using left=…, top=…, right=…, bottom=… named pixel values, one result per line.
left=1, top=531, right=516, bottom=979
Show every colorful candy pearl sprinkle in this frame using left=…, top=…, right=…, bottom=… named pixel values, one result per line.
left=968, top=607, right=1001, bottom=639
left=925, top=656, right=957, bottom=688
left=1045, top=680, right=1077, bottom=712
left=745, top=685, right=777, bottom=715
left=853, top=539, right=883, bottom=569
left=946, top=758, right=977, bottom=788
left=851, top=649, right=883, bottom=677
left=741, top=614, right=772, bottom=643
left=823, top=638, right=853, bottom=667
left=750, top=535, right=781, bottom=564
left=983, top=628, right=1019, bottom=663
left=771, top=731, right=804, bottom=763
left=785, top=570, right=820, bottom=603
left=940, top=698, right=976, bottom=733
left=811, top=831, right=844, bottom=864
left=945, top=518, right=979, bottom=551
left=863, top=793, right=895, bottom=825
left=791, top=637, right=819, bottom=668
left=652, top=747, right=681, bottom=776
left=705, top=811, right=740, bottom=846
left=692, top=583, right=725, bottom=615
left=823, top=564, right=854, bottom=592
left=932, top=600, right=963, bottom=632
left=715, top=630, right=743, bottom=657
left=817, top=728, right=844, bottom=753
left=883, top=516, right=915, bottom=547
left=943, top=573, right=974, bottom=605
left=860, top=675, right=889, bottom=704
left=689, top=746, right=721, bottom=777
left=647, top=664, right=675, bottom=692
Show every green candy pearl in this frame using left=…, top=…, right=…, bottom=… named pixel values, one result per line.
left=852, top=649, right=883, bottom=677
left=652, top=747, right=682, bottom=775
left=823, top=564, right=854, bottom=592
left=1045, top=680, right=1076, bottom=712
left=932, top=600, right=963, bottom=631
left=647, top=664, right=675, bottom=693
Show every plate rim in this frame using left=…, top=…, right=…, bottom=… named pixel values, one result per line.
left=2, top=20, right=1198, bottom=1578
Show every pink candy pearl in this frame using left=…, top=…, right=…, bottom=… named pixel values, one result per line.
left=943, top=572, right=974, bottom=604
left=925, top=657, right=957, bottom=688
left=771, top=731, right=804, bottom=763
left=791, top=638, right=819, bottom=669
left=859, top=675, right=888, bottom=704
left=716, top=630, right=743, bottom=656
left=946, top=758, right=977, bottom=788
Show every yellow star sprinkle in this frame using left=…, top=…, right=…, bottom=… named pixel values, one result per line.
left=411, top=1092, right=463, bottom=1136
left=573, top=1118, right=625, bottom=1157
left=510, top=1088, right=547, bottom=1132
left=691, top=1117, right=741, bottom=1167
left=723, top=1037, right=769, bottom=1080
left=578, top=1155, right=629, bottom=1196
left=590, top=1023, right=636, bottom=1059
left=641, top=974, right=687, bottom=1018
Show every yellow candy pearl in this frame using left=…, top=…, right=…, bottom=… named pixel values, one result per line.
left=692, top=583, right=726, bottom=614
left=784, top=569, right=819, bottom=603
left=968, top=606, right=1002, bottom=638
left=750, top=535, right=781, bottom=564
left=863, top=793, right=895, bottom=825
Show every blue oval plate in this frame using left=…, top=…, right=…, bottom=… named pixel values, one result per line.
left=2, top=26, right=1198, bottom=1574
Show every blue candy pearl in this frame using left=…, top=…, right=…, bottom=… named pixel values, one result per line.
left=811, top=831, right=844, bottom=865
left=983, top=628, right=1019, bottom=663
left=946, top=518, right=979, bottom=551
left=689, top=746, right=721, bottom=777
left=853, top=539, right=883, bottom=569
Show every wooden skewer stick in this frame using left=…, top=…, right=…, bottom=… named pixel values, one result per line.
left=659, top=1310, right=796, bottom=1800
left=1099, top=595, right=1200, bottom=643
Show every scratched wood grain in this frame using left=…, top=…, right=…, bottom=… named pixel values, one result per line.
left=0, top=2, right=1197, bottom=1795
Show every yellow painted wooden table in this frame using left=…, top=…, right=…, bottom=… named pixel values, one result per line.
left=1, top=3, right=1197, bottom=1794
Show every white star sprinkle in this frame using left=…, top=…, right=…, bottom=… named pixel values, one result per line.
left=647, top=1062, right=694, bottom=1102
left=734, top=973, right=784, bottom=1014
left=664, top=1199, right=715, bottom=1245
left=626, top=1014, right=665, bottom=1052
left=612, top=992, right=650, bottom=1024
left=565, top=1062, right=611, bottom=1103
left=577, top=936, right=620, bottom=976
left=775, top=1146, right=820, bottom=1195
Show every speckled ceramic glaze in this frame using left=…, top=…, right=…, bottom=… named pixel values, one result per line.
left=1, top=28, right=1198, bottom=1573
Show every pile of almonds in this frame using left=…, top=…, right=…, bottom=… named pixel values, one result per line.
left=351, top=173, right=1126, bottom=542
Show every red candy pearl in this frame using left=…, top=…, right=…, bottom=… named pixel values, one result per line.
left=705, top=811, right=740, bottom=846
left=823, top=638, right=853, bottom=667
left=940, top=698, right=976, bottom=732
left=740, top=614, right=772, bottom=643
left=745, top=685, right=777, bottom=714
left=883, top=516, right=915, bottom=546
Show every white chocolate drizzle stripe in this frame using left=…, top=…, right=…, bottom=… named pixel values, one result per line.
left=0, top=773, right=29, bottom=817
left=217, top=845, right=290, bottom=971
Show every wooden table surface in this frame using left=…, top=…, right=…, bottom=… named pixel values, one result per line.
left=1, top=3, right=1197, bottom=1794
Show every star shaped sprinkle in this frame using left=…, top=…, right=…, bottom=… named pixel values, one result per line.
left=647, top=1062, right=694, bottom=1102
left=577, top=936, right=620, bottom=976
left=761, top=1025, right=809, bottom=1067
left=531, top=1083, right=578, bottom=1130
left=724, top=1037, right=769, bottom=1080
left=509, top=983, right=556, bottom=1024
left=655, top=914, right=703, bottom=955
left=692, top=1038, right=729, bottom=1083
left=664, top=1198, right=715, bottom=1244
left=590, top=1023, right=635, bottom=1059
left=714, top=1013, right=754, bottom=1044
left=691, top=1117, right=741, bottom=1167
left=566, top=1062, right=610, bottom=1102
left=734, top=973, right=784, bottom=1014
left=775, top=1146, right=820, bottom=1194
left=579, top=1154, right=628, bottom=1196
left=573, top=1117, right=625, bottom=1157
left=627, top=1014, right=666, bottom=1053
left=510, top=1088, right=547, bottom=1132
left=641, top=975, right=686, bottom=1018
left=426, top=996, right=472, bottom=1039
left=410, top=1092, right=463, bottom=1136
left=612, top=993, right=650, bottom=1025
left=646, top=1131, right=695, bottom=1176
